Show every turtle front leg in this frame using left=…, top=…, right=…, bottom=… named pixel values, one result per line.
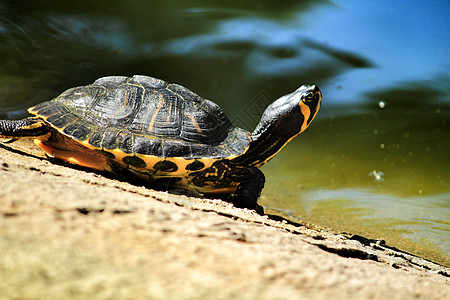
left=192, top=162, right=266, bottom=214
left=232, top=167, right=265, bottom=215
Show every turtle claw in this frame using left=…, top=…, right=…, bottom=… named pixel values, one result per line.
left=2, top=138, right=18, bottom=143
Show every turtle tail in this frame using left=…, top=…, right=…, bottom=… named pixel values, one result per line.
left=0, top=118, right=49, bottom=139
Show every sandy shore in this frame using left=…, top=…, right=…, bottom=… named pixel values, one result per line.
left=0, top=140, right=449, bottom=300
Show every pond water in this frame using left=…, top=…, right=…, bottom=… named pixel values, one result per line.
left=0, top=1, right=449, bottom=266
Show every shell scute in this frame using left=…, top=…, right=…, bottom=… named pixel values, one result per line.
left=131, top=75, right=167, bottom=89
left=88, top=129, right=104, bottom=148
left=122, top=156, right=147, bottom=168
left=118, top=133, right=134, bottom=154
left=30, top=101, right=59, bottom=117
left=186, top=160, right=205, bottom=171
left=47, top=111, right=78, bottom=129
left=153, top=160, right=178, bottom=173
left=168, top=83, right=202, bottom=103
left=62, top=123, right=94, bottom=141
left=132, top=135, right=162, bottom=156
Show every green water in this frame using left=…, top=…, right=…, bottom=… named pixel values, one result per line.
left=0, top=1, right=449, bottom=265
left=262, top=105, right=449, bottom=265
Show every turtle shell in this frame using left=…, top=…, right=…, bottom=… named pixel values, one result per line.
left=28, top=75, right=250, bottom=172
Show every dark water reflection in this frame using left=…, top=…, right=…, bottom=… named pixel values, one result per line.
left=0, top=1, right=449, bottom=265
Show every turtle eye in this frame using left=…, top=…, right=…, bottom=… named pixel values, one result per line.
left=303, top=90, right=321, bottom=104
left=302, top=92, right=315, bottom=103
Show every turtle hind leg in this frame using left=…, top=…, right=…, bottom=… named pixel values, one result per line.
left=232, top=167, right=266, bottom=215
left=0, top=118, right=49, bottom=139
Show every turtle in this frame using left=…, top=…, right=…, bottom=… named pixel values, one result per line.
left=0, top=75, right=322, bottom=214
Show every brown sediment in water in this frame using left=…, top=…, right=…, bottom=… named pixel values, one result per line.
left=0, top=140, right=449, bottom=300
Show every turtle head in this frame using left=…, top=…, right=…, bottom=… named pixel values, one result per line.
left=252, top=85, right=322, bottom=141
left=236, top=85, right=322, bottom=168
